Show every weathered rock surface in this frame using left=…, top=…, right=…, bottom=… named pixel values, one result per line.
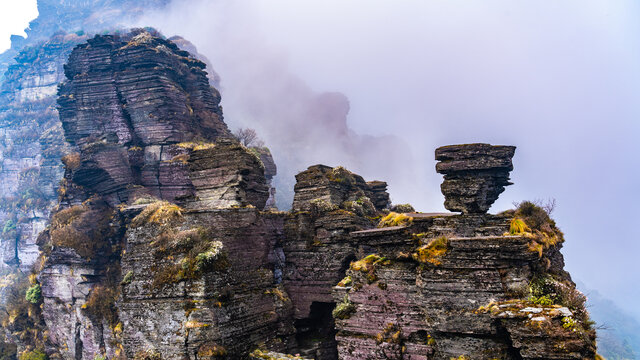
left=0, top=33, right=86, bottom=270
left=283, top=165, right=388, bottom=359
left=329, top=146, right=596, bottom=360
left=187, top=140, right=270, bottom=210
left=291, top=165, right=390, bottom=212
left=57, top=29, right=233, bottom=205
left=436, top=143, right=516, bottom=214
left=252, top=146, right=278, bottom=209
left=0, top=0, right=170, bottom=80
left=120, top=207, right=293, bottom=359
left=33, top=31, right=279, bottom=360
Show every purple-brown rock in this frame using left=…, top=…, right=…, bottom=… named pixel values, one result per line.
left=435, top=143, right=516, bottom=214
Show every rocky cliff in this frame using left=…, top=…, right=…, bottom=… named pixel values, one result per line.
left=0, top=32, right=87, bottom=271
left=0, top=30, right=598, bottom=360
left=330, top=145, right=596, bottom=360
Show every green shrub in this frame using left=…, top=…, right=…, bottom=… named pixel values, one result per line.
left=332, top=296, right=356, bottom=320
left=2, top=219, right=16, bottom=234
left=391, top=204, right=415, bottom=213
left=19, top=349, right=47, bottom=360
left=25, top=284, right=42, bottom=304
left=121, top=271, right=134, bottom=285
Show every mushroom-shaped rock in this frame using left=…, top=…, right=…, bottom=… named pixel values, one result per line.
left=435, top=143, right=516, bottom=214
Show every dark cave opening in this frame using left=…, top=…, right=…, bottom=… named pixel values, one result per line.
left=294, top=301, right=338, bottom=359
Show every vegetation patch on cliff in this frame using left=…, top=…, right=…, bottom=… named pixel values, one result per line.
left=503, top=201, right=564, bottom=258
left=378, top=212, right=413, bottom=228
left=390, top=203, right=415, bottom=213
left=82, top=285, right=119, bottom=326
left=326, top=166, right=357, bottom=185
left=48, top=199, right=115, bottom=259
left=147, top=226, right=229, bottom=290
left=0, top=272, right=47, bottom=359
left=131, top=200, right=184, bottom=228
left=332, top=296, right=356, bottom=320
left=413, top=236, right=448, bottom=266
left=350, top=254, right=391, bottom=283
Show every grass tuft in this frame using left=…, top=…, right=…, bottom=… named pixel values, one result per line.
left=378, top=212, right=413, bottom=228
left=131, top=201, right=183, bottom=228
left=413, top=236, right=449, bottom=266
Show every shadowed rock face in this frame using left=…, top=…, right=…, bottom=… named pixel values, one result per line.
left=57, top=29, right=233, bottom=205
left=435, top=143, right=516, bottom=214
left=283, top=165, right=389, bottom=359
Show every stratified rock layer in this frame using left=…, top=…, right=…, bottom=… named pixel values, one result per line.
left=56, top=29, right=233, bottom=205
left=35, top=31, right=277, bottom=360
left=333, top=214, right=595, bottom=359
left=120, top=207, right=292, bottom=359
left=283, top=165, right=388, bottom=359
left=435, top=143, right=515, bottom=214
left=187, top=141, right=269, bottom=210
left=329, top=146, right=596, bottom=360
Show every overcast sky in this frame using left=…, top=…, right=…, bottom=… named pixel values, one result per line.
left=0, top=0, right=37, bottom=52
left=1, top=0, right=639, bottom=318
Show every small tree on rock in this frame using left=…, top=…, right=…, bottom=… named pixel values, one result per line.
left=234, top=128, right=264, bottom=148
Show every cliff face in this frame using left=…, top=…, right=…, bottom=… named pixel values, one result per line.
left=0, top=33, right=87, bottom=271
left=57, top=30, right=231, bottom=205
left=283, top=165, right=390, bottom=358
left=330, top=145, right=596, bottom=360
left=0, top=30, right=597, bottom=360
left=33, top=30, right=276, bottom=360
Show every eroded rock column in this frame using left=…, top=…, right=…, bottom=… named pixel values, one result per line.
left=435, top=143, right=515, bottom=214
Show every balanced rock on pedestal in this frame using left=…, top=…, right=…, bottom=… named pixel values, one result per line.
left=435, top=143, right=516, bottom=214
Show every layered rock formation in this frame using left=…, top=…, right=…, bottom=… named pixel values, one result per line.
left=436, top=143, right=516, bottom=214
left=330, top=144, right=595, bottom=359
left=283, top=165, right=389, bottom=358
left=0, top=28, right=598, bottom=360
left=57, top=29, right=232, bottom=205
left=31, top=30, right=282, bottom=360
